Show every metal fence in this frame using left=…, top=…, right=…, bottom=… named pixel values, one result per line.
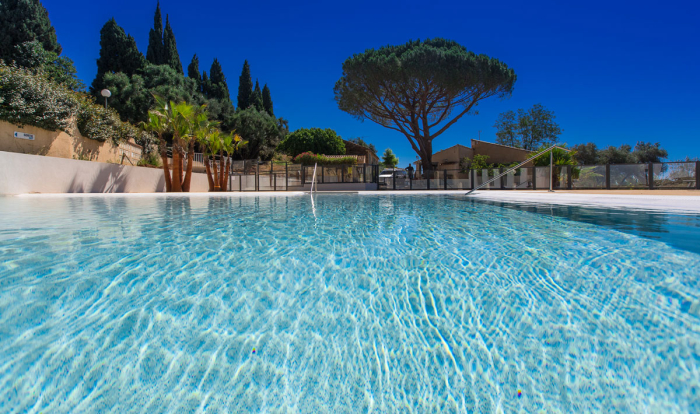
left=378, top=162, right=700, bottom=191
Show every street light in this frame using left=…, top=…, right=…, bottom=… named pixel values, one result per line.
left=101, top=89, right=111, bottom=109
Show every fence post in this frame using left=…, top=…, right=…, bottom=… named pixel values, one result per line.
left=363, top=165, right=366, bottom=184
left=533, top=167, right=537, bottom=190
left=341, top=166, right=345, bottom=183
left=444, top=169, right=448, bottom=190
left=471, top=169, right=475, bottom=189
left=256, top=162, right=260, bottom=192
left=648, top=163, right=654, bottom=190
left=410, top=172, right=413, bottom=190
left=605, top=164, right=611, bottom=190
left=427, top=169, right=431, bottom=190
left=285, top=163, right=288, bottom=191
left=696, top=161, right=700, bottom=190
left=321, top=165, right=325, bottom=184
left=567, top=165, right=573, bottom=189
left=392, top=170, right=396, bottom=190
left=500, top=167, right=504, bottom=190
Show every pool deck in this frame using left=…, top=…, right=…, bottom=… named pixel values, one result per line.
left=12, top=190, right=700, bottom=213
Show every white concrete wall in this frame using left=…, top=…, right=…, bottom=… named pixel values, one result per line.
left=0, top=151, right=210, bottom=195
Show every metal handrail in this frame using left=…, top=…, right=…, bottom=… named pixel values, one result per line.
left=466, top=145, right=568, bottom=195
left=310, top=163, right=318, bottom=193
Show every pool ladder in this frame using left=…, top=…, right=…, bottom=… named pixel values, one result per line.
left=466, top=145, right=568, bottom=195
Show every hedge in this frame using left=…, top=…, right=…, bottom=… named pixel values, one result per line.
left=293, top=152, right=357, bottom=166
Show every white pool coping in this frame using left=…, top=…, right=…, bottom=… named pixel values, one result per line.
left=10, top=190, right=700, bottom=214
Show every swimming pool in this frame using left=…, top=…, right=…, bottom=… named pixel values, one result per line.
left=1, top=194, right=699, bottom=413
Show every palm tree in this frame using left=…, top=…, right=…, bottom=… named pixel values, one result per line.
left=197, top=127, right=247, bottom=192
left=141, top=107, right=172, bottom=192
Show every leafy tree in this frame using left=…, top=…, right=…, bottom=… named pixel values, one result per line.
left=90, top=18, right=146, bottom=93
left=101, top=64, right=199, bottom=124
left=187, top=54, right=202, bottom=92
left=598, top=144, right=634, bottom=164
left=0, top=62, right=78, bottom=132
left=237, top=60, right=253, bottom=110
left=334, top=38, right=516, bottom=176
left=0, top=0, right=62, bottom=63
left=146, top=1, right=164, bottom=65
left=277, top=127, right=345, bottom=158
left=162, top=15, right=182, bottom=74
left=571, top=142, right=599, bottom=165
left=12, top=40, right=83, bottom=91
left=208, top=58, right=230, bottom=101
left=460, top=154, right=491, bottom=171
left=262, top=83, right=273, bottom=115
left=381, top=148, right=399, bottom=168
left=252, top=79, right=263, bottom=111
left=227, top=107, right=286, bottom=160
left=632, top=141, right=668, bottom=163
left=201, top=71, right=210, bottom=96
left=494, top=104, right=562, bottom=150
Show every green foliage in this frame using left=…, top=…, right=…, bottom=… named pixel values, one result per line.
left=262, top=84, right=273, bottom=115
left=334, top=38, right=516, bottom=171
left=227, top=107, right=286, bottom=160
left=277, top=127, right=345, bottom=158
left=381, top=148, right=398, bottom=168
left=207, top=58, right=230, bottom=101
left=138, top=151, right=162, bottom=167
left=0, top=0, right=62, bottom=63
left=237, top=60, right=253, bottom=110
left=573, top=141, right=668, bottom=165
left=146, top=2, right=164, bottom=65
left=293, top=152, right=357, bottom=166
left=460, top=154, right=491, bottom=171
left=252, top=80, right=263, bottom=111
left=571, top=142, right=598, bottom=164
left=0, top=62, right=78, bottom=131
left=12, top=40, right=83, bottom=91
left=162, top=15, right=183, bottom=74
left=91, top=18, right=147, bottom=93
left=77, top=95, right=154, bottom=148
left=187, top=54, right=202, bottom=92
left=532, top=146, right=577, bottom=167
left=494, top=104, right=562, bottom=150
left=101, top=64, right=199, bottom=124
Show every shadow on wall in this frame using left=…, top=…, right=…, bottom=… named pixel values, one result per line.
left=65, top=164, right=165, bottom=193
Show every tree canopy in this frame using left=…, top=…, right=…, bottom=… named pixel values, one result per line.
left=162, top=15, right=182, bottom=74
left=381, top=148, right=398, bottom=168
left=571, top=141, right=668, bottom=164
left=12, top=40, right=82, bottom=91
left=226, top=107, right=287, bottom=160
left=334, top=38, right=516, bottom=173
left=90, top=18, right=146, bottom=93
left=146, top=2, right=164, bottom=65
left=237, top=60, right=253, bottom=110
left=277, top=127, right=345, bottom=158
left=262, top=84, right=273, bottom=115
left=494, top=104, right=562, bottom=150
left=0, top=0, right=62, bottom=63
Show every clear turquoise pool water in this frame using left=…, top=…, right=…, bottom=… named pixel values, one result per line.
left=1, top=194, right=699, bottom=413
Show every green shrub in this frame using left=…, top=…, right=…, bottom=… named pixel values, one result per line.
left=0, top=62, right=78, bottom=131
left=138, top=151, right=161, bottom=167
left=277, top=127, right=345, bottom=158
left=293, top=152, right=357, bottom=166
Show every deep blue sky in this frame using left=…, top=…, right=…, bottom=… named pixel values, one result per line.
left=45, top=0, right=698, bottom=164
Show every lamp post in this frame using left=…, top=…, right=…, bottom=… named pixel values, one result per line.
left=100, top=89, right=111, bottom=109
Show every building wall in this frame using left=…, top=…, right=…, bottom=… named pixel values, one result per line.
left=432, top=144, right=474, bottom=168
left=0, top=151, right=209, bottom=195
left=471, top=139, right=532, bottom=165
left=0, top=120, right=139, bottom=164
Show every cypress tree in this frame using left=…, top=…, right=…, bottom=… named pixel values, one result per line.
left=146, top=1, right=164, bottom=65
left=201, top=71, right=210, bottom=98
left=208, top=58, right=230, bottom=101
left=237, top=60, right=253, bottom=110
left=0, top=0, right=62, bottom=63
left=90, top=18, right=146, bottom=93
left=252, top=80, right=264, bottom=112
left=187, top=54, right=201, bottom=92
left=162, top=15, right=183, bottom=74
left=262, top=84, right=273, bottom=115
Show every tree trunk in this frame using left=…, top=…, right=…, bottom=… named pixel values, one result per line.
left=218, top=150, right=226, bottom=191
left=204, top=157, right=215, bottom=192
left=159, top=141, right=172, bottom=192
left=212, top=157, right=220, bottom=191
left=182, top=141, right=195, bottom=192
left=223, top=157, right=230, bottom=191
left=171, top=149, right=182, bottom=192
